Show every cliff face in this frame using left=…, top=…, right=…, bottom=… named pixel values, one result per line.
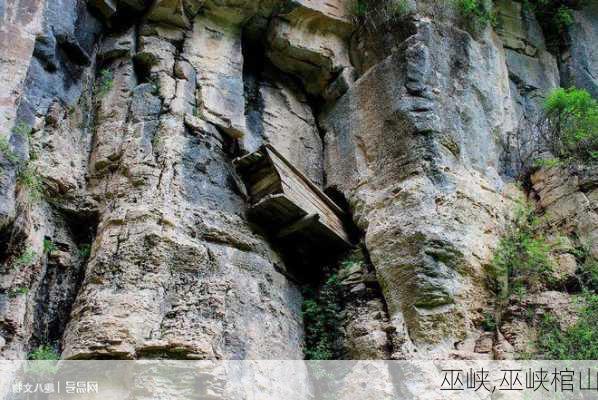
left=0, top=0, right=596, bottom=361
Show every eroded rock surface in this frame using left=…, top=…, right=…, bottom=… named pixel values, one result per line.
left=323, top=17, right=522, bottom=357
left=561, top=1, right=598, bottom=97
left=0, top=0, right=596, bottom=366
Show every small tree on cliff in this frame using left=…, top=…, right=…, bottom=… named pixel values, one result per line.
left=504, top=87, right=597, bottom=176
left=541, top=87, right=598, bottom=163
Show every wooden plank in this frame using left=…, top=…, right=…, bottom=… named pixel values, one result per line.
left=277, top=214, right=320, bottom=239
left=271, top=156, right=336, bottom=216
left=234, top=144, right=352, bottom=247
left=235, top=151, right=284, bottom=202
left=268, top=152, right=346, bottom=229
left=272, top=159, right=349, bottom=242
left=265, top=146, right=350, bottom=244
left=249, top=171, right=282, bottom=200
left=280, top=175, right=342, bottom=224
left=264, top=144, right=345, bottom=216
left=282, top=185, right=348, bottom=241
left=249, top=194, right=306, bottom=228
left=233, top=151, right=265, bottom=170
left=278, top=216, right=352, bottom=249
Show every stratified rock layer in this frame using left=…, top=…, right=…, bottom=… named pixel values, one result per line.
left=0, top=0, right=596, bottom=364
left=322, top=17, right=523, bottom=357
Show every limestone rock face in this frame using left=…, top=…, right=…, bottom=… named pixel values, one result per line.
left=531, top=165, right=598, bottom=260
left=561, top=1, right=598, bottom=97
left=244, top=68, right=324, bottom=186
left=185, top=15, right=246, bottom=139
left=495, top=0, right=545, bottom=57
left=60, top=17, right=305, bottom=360
left=322, top=18, right=521, bottom=357
left=0, top=0, right=596, bottom=366
left=496, top=164, right=598, bottom=359
left=494, top=0, right=561, bottom=177
left=147, top=0, right=190, bottom=28
left=336, top=249, right=394, bottom=360
left=267, top=0, right=354, bottom=96
left=1, top=0, right=313, bottom=361
left=499, top=290, right=580, bottom=357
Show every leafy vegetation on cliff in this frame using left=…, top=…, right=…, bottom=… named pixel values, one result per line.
left=95, top=68, right=114, bottom=97
left=490, top=202, right=554, bottom=299
left=453, top=0, right=583, bottom=42
left=491, top=200, right=598, bottom=359
left=522, top=0, right=587, bottom=50
left=578, top=256, right=598, bottom=292
left=455, top=0, right=496, bottom=32
left=11, top=247, right=37, bottom=270
left=17, top=163, right=43, bottom=202
left=0, top=136, right=17, bottom=163
left=542, top=87, right=598, bottom=163
left=351, top=0, right=411, bottom=29
left=302, top=272, right=343, bottom=360
left=537, top=293, right=598, bottom=359
left=508, top=87, right=597, bottom=173
left=29, top=345, right=60, bottom=361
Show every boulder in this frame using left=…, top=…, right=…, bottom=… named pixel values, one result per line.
left=99, top=28, right=136, bottom=61
left=147, top=0, right=190, bottom=28
left=266, top=0, right=354, bottom=96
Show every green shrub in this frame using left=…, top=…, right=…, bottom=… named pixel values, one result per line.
left=0, top=136, right=17, bottom=163
left=11, top=248, right=37, bottom=269
left=389, top=0, right=410, bottom=18
left=8, top=287, right=29, bottom=298
left=533, top=157, right=562, bottom=168
left=542, top=87, right=598, bottom=162
left=302, top=273, right=343, bottom=360
left=28, top=345, right=60, bottom=361
left=17, top=287, right=29, bottom=295
left=17, top=163, right=43, bottom=201
left=351, top=0, right=412, bottom=29
left=481, top=312, right=497, bottom=331
left=522, top=1, right=581, bottom=50
left=352, top=0, right=369, bottom=17
left=26, top=346, right=60, bottom=377
left=579, top=259, right=598, bottom=292
left=43, top=239, right=56, bottom=255
left=96, top=69, right=114, bottom=97
left=574, top=243, right=598, bottom=291
left=553, top=5, right=574, bottom=30
left=79, top=243, right=92, bottom=258
left=537, top=293, right=598, bottom=359
left=490, top=202, right=554, bottom=299
left=454, top=0, right=496, bottom=32
left=1, top=121, right=31, bottom=165
left=12, top=122, right=32, bottom=138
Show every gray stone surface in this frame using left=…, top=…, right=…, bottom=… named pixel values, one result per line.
left=322, top=19, right=520, bottom=357
left=561, top=1, right=598, bottom=97
left=243, top=68, right=324, bottom=186
left=266, top=0, right=354, bottom=96
left=1, top=0, right=311, bottom=362
left=0, top=0, right=595, bottom=365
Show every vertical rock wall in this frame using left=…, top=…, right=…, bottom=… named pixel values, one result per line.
left=322, top=16, right=520, bottom=357
left=0, top=0, right=596, bottom=362
left=1, top=0, right=340, bottom=360
left=560, top=1, right=598, bottom=97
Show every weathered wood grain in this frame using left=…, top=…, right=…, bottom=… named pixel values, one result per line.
left=233, top=144, right=352, bottom=249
